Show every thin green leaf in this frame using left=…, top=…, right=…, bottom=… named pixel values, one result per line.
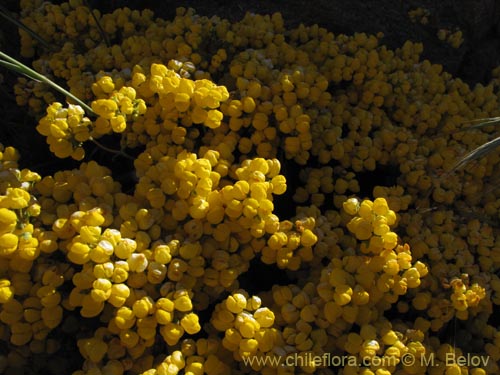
left=0, top=50, right=95, bottom=116
left=0, top=4, right=53, bottom=51
left=0, top=59, right=40, bottom=81
left=0, top=50, right=21, bottom=65
left=461, top=117, right=500, bottom=131
left=83, top=0, right=110, bottom=47
left=451, top=136, right=500, bottom=172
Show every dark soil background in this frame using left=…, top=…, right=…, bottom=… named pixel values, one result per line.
left=1, top=0, right=500, bottom=170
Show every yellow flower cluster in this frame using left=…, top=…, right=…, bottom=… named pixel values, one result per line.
left=2, top=1, right=500, bottom=375
left=408, top=7, right=430, bottom=25
left=134, top=338, right=229, bottom=375
left=0, top=152, right=42, bottom=277
left=36, top=102, right=91, bottom=160
left=133, top=146, right=307, bottom=275
left=293, top=166, right=336, bottom=207
left=91, top=82, right=147, bottom=135
left=448, top=276, right=486, bottom=316
left=36, top=83, right=148, bottom=161
left=118, top=63, right=230, bottom=150
left=0, top=147, right=76, bottom=370
left=265, top=197, right=428, bottom=374
left=344, top=197, right=398, bottom=245
left=70, top=286, right=202, bottom=373
left=211, top=290, right=279, bottom=369
left=146, top=63, right=229, bottom=127
left=437, top=28, right=464, bottom=49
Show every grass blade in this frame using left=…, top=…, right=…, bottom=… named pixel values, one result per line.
left=0, top=59, right=40, bottom=81
left=83, top=0, right=110, bottom=47
left=451, top=135, right=500, bottom=172
left=0, top=50, right=95, bottom=116
left=461, top=117, right=500, bottom=131
left=0, top=4, right=53, bottom=51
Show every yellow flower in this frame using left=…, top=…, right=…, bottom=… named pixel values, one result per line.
left=180, top=312, right=201, bottom=335
left=0, top=207, right=17, bottom=234
left=2, top=187, right=31, bottom=209
left=343, top=197, right=360, bottom=215
left=118, top=97, right=134, bottom=115
left=204, top=109, right=223, bottom=129
left=174, top=93, right=191, bottom=112
left=91, top=99, right=118, bottom=120
left=0, top=279, right=14, bottom=303
left=110, top=115, right=127, bottom=133
left=0, top=233, right=18, bottom=255
left=160, top=322, right=185, bottom=345
left=96, top=76, right=115, bottom=93
left=174, top=293, right=193, bottom=312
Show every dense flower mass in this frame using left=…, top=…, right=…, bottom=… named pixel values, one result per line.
left=1, top=1, right=500, bottom=375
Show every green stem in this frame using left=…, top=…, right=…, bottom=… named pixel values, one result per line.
left=91, top=138, right=134, bottom=160
left=0, top=50, right=95, bottom=116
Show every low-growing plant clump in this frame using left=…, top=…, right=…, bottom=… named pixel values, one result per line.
left=1, top=1, right=500, bottom=374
